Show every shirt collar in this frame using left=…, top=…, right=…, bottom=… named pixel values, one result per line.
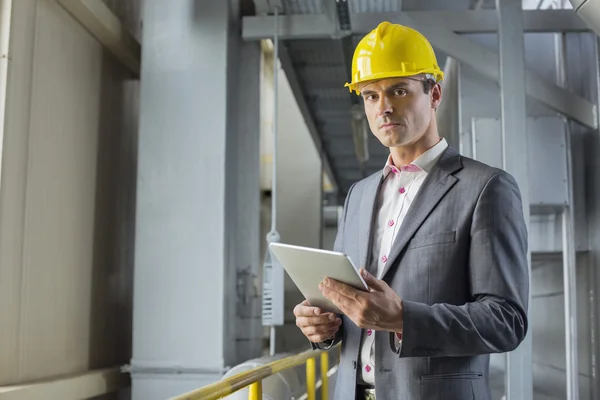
left=382, top=138, right=449, bottom=178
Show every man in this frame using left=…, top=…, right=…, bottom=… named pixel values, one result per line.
left=293, top=22, right=529, bottom=400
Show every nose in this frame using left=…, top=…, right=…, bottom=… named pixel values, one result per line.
left=377, top=95, right=393, bottom=116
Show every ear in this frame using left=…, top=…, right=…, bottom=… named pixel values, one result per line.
left=431, top=83, right=442, bottom=110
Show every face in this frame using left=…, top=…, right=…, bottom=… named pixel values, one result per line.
left=358, top=77, right=442, bottom=148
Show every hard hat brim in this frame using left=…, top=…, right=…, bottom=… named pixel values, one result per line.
left=345, top=69, right=444, bottom=94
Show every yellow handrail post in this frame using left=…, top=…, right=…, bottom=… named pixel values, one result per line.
left=248, top=381, right=262, bottom=400
left=306, top=357, right=316, bottom=400
left=320, top=352, right=329, bottom=400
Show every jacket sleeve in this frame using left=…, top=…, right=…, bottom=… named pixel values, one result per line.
left=310, top=183, right=356, bottom=351
left=396, top=172, right=529, bottom=358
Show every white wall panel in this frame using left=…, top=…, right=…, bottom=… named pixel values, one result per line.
left=0, top=0, right=138, bottom=389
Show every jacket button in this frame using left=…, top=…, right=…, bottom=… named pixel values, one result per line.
left=352, top=361, right=357, bottom=369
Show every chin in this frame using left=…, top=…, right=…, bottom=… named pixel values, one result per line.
left=379, top=133, right=408, bottom=148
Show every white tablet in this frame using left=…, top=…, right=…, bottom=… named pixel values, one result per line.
left=269, top=242, right=369, bottom=314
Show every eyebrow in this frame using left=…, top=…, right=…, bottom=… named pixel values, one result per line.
left=361, top=82, right=410, bottom=96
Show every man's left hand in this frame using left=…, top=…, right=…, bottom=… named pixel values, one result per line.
left=319, top=268, right=404, bottom=333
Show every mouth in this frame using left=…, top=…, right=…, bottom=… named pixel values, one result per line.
left=380, top=122, right=402, bottom=129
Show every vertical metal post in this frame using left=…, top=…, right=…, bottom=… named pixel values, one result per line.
left=556, top=32, right=580, bottom=400
left=590, top=36, right=600, bottom=400
left=457, top=62, right=464, bottom=155
left=268, top=5, right=280, bottom=358
left=320, top=352, right=329, bottom=400
left=496, top=1, right=533, bottom=399
left=306, top=357, right=316, bottom=400
left=248, top=381, right=262, bottom=400
left=562, top=206, right=580, bottom=400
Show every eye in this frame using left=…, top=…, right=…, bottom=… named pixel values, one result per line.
left=364, top=94, right=378, bottom=101
left=393, top=88, right=407, bottom=96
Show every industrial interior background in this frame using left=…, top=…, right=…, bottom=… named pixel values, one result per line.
left=1, top=0, right=600, bottom=399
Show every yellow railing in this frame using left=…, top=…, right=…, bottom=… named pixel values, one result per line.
left=171, top=345, right=339, bottom=400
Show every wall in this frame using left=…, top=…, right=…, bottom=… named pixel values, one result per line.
left=0, top=0, right=138, bottom=395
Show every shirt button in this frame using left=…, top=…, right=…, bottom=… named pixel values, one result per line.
left=399, top=187, right=406, bottom=194
left=388, top=220, right=395, bottom=227
left=365, top=365, right=372, bottom=373
left=381, top=255, right=388, bottom=263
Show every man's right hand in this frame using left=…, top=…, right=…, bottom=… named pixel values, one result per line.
left=293, top=300, right=342, bottom=343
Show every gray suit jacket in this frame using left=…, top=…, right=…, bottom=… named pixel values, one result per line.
left=315, top=147, right=529, bottom=400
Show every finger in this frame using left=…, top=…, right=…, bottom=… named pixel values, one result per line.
left=308, top=328, right=339, bottom=343
left=296, top=313, right=338, bottom=328
left=360, top=268, right=388, bottom=292
left=302, top=323, right=341, bottom=341
left=293, top=302, right=323, bottom=317
left=302, top=318, right=342, bottom=334
left=321, top=279, right=361, bottom=301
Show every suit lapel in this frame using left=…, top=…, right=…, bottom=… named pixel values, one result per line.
left=380, top=147, right=463, bottom=280
left=359, top=173, right=384, bottom=270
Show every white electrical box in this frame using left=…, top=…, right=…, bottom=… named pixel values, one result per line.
left=262, top=245, right=285, bottom=326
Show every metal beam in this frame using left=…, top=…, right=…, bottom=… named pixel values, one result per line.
left=243, top=14, right=339, bottom=40
left=55, top=0, right=140, bottom=76
left=242, top=10, right=589, bottom=40
left=351, top=10, right=589, bottom=34
left=496, top=1, right=533, bottom=399
left=278, top=43, right=340, bottom=191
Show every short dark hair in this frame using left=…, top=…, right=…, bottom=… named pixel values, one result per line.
left=422, top=79, right=436, bottom=94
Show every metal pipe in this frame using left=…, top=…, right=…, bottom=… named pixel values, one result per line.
left=306, top=357, right=316, bottom=400
left=248, top=381, right=262, bottom=400
left=268, top=5, right=280, bottom=358
left=562, top=207, right=579, bottom=400
left=320, top=352, right=329, bottom=400
left=269, top=325, right=276, bottom=357
left=590, top=35, right=600, bottom=400
left=556, top=31, right=580, bottom=400
left=0, top=0, right=12, bottom=198
left=456, top=62, right=464, bottom=155
left=270, top=5, right=279, bottom=236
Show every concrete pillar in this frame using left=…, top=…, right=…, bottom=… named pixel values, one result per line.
left=130, top=1, right=262, bottom=398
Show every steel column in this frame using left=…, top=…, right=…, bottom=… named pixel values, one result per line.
left=556, top=32, right=580, bottom=400
left=496, top=1, right=533, bottom=398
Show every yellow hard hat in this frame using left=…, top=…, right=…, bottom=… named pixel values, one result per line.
left=345, top=21, right=444, bottom=94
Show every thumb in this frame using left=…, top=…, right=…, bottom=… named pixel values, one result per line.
left=360, top=268, right=387, bottom=292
